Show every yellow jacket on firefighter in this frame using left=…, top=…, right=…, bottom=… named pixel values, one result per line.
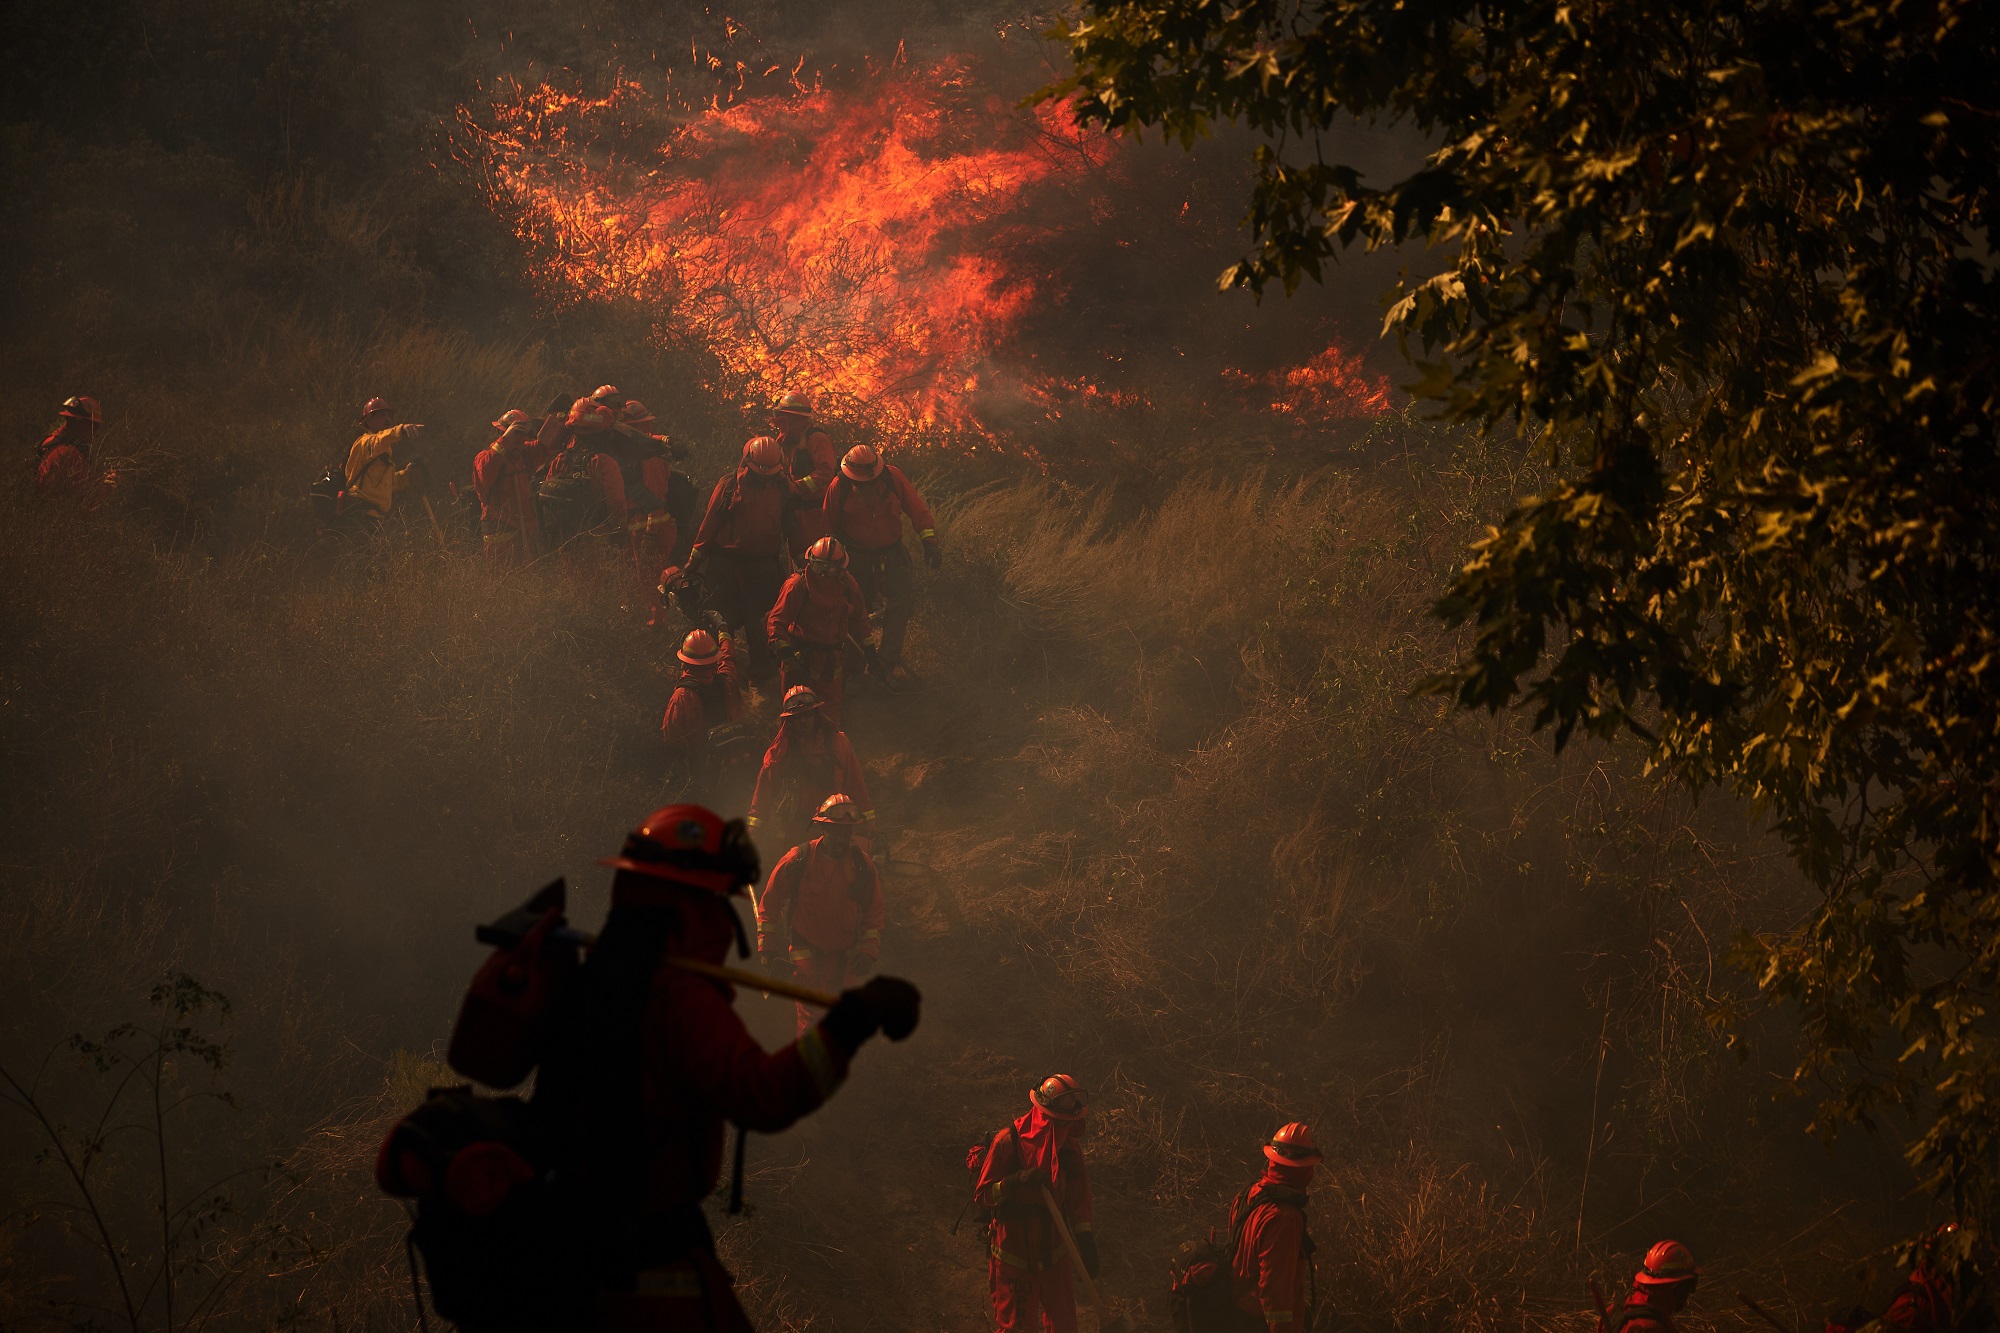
left=344, top=425, right=422, bottom=515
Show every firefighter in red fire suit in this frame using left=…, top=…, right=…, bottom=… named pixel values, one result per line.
left=1230, top=1122, right=1321, bottom=1332
left=823, top=444, right=938, bottom=678
left=473, top=409, right=552, bottom=565
left=1597, top=1241, right=1699, bottom=1333
left=661, top=628, right=745, bottom=794
left=767, top=536, right=872, bottom=726
left=689, top=437, right=799, bottom=682
left=621, top=400, right=699, bottom=565
left=747, top=686, right=875, bottom=853
left=973, top=1074, right=1097, bottom=1333
left=33, top=395, right=116, bottom=498
left=577, top=804, right=921, bottom=1329
left=770, top=392, right=838, bottom=558
left=756, top=794, right=883, bottom=1036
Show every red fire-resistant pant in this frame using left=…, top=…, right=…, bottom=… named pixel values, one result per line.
left=787, top=949, right=855, bottom=1037
left=990, top=1258, right=1077, bottom=1333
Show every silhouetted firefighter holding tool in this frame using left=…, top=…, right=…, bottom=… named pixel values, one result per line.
left=374, top=804, right=922, bottom=1332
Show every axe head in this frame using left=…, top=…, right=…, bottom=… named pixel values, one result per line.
left=474, top=878, right=567, bottom=949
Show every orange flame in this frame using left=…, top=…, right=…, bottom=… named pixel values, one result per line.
left=1223, top=344, right=1394, bottom=423
left=460, top=59, right=1111, bottom=443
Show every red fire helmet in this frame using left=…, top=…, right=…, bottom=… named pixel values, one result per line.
left=779, top=685, right=823, bottom=717
left=620, top=399, right=656, bottom=427
left=840, top=444, right=883, bottom=481
left=678, top=629, right=722, bottom=667
left=1634, top=1240, right=1698, bottom=1287
left=491, top=408, right=533, bottom=432
left=742, top=436, right=785, bottom=475
left=1031, top=1073, right=1088, bottom=1121
left=361, top=396, right=394, bottom=422
left=812, top=793, right=866, bottom=825
left=773, top=391, right=811, bottom=417
left=598, top=804, right=760, bottom=896
left=1264, top=1122, right=1323, bottom=1166
left=805, top=536, right=848, bottom=571
left=567, top=398, right=614, bottom=431
left=59, top=395, right=103, bottom=424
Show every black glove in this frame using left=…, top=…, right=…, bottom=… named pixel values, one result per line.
left=923, top=539, right=941, bottom=570
left=1075, top=1231, right=1100, bottom=1279
left=544, top=392, right=573, bottom=418
left=819, top=975, right=922, bottom=1053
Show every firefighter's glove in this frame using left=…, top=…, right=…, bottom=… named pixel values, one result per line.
left=820, top=976, right=922, bottom=1054
left=1004, top=1165, right=1051, bottom=1199
left=923, top=539, right=941, bottom=570
left=772, top=637, right=801, bottom=665
left=1075, top=1231, right=1101, bottom=1279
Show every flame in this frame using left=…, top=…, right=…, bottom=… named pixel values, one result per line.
left=457, top=56, right=1393, bottom=454
left=1224, top=344, right=1394, bottom=423
left=460, top=59, right=1110, bottom=443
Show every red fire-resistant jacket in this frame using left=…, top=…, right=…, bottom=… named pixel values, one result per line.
left=619, top=879, right=851, bottom=1211
left=473, top=436, right=546, bottom=533
left=767, top=569, right=870, bottom=650
left=748, top=719, right=874, bottom=831
left=1230, top=1163, right=1315, bottom=1330
left=824, top=464, right=936, bottom=552
left=661, top=640, right=744, bottom=750
left=757, top=839, right=883, bottom=960
left=974, top=1105, right=1093, bottom=1274
left=692, top=468, right=798, bottom=558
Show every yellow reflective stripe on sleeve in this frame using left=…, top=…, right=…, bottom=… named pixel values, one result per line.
left=795, top=1026, right=845, bottom=1099
left=859, top=929, right=881, bottom=943
left=920, top=528, right=935, bottom=538
left=746, top=815, right=761, bottom=828
left=864, top=810, right=877, bottom=821
left=1265, top=1314, right=1295, bottom=1326
left=788, top=944, right=815, bottom=962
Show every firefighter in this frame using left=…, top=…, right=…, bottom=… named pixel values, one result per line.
left=662, top=627, right=745, bottom=795
left=823, top=444, right=938, bottom=678
left=1598, top=1242, right=1699, bottom=1333
left=755, top=794, right=883, bottom=1037
left=768, top=391, right=838, bottom=558
left=621, top=400, right=700, bottom=565
left=973, top=1074, right=1097, bottom=1333
left=1230, top=1122, right=1322, bottom=1333
left=688, top=437, right=799, bottom=682
left=747, top=686, right=874, bottom=854
left=343, top=396, right=427, bottom=526
left=33, top=395, right=115, bottom=496
left=557, top=804, right=922, bottom=1330
left=767, top=536, right=872, bottom=725
left=539, top=398, right=625, bottom=555
left=588, top=399, right=677, bottom=582
left=472, top=409, right=552, bottom=566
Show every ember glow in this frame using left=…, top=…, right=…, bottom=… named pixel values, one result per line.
left=459, top=57, right=1391, bottom=451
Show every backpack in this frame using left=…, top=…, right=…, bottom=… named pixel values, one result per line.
left=953, top=1123, right=1025, bottom=1235
left=376, top=882, right=713, bottom=1331
left=1168, top=1186, right=1314, bottom=1333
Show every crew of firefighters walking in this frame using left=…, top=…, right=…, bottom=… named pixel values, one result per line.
left=28, top=394, right=1966, bottom=1333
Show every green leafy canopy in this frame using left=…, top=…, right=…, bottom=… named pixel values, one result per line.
left=1044, top=0, right=2000, bottom=1240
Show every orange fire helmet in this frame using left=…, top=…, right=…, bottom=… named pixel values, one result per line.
left=1031, top=1074, right=1088, bottom=1121
left=598, top=803, right=760, bottom=896
left=567, top=398, right=614, bottom=432
left=589, top=384, right=622, bottom=405
left=59, top=395, right=103, bottom=424
left=812, top=793, right=866, bottom=825
left=779, top=685, right=823, bottom=717
left=677, top=629, right=723, bottom=667
left=773, top=391, right=811, bottom=417
left=1264, top=1122, right=1323, bottom=1166
left=742, top=436, right=786, bottom=476
left=1635, top=1240, right=1698, bottom=1287
left=805, top=536, right=848, bottom=572
left=620, top=399, right=656, bottom=427
left=840, top=444, right=883, bottom=481
left=491, top=408, right=533, bottom=432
